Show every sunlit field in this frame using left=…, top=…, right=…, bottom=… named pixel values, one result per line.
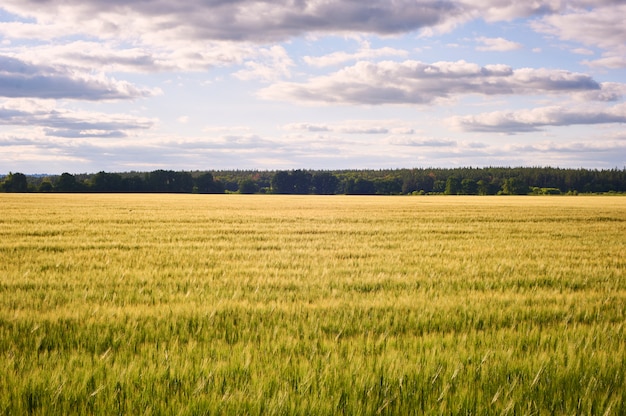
left=1, top=194, right=624, bottom=415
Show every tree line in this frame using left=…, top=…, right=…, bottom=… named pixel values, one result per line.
left=2, top=167, right=626, bottom=195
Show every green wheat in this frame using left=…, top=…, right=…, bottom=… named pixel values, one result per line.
left=0, top=194, right=624, bottom=415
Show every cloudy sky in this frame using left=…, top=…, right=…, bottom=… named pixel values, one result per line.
left=1, top=0, right=625, bottom=173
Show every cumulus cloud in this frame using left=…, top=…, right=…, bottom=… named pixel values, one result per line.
left=283, top=120, right=417, bottom=135
left=475, top=37, right=522, bottom=52
left=532, top=4, right=626, bottom=68
left=0, top=99, right=156, bottom=137
left=0, top=1, right=620, bottom=69
left=0, top=55, right=157, bottom=100
left=1, top=1, right=624, bottom=172
left=232, top=45, right=294, bottom=81
left=4, top=40, right=257, bottom=74
left=451, top=103, right=626, bottom=133
left=283, top=123, right=332, bottom=133
left=0, top=0, right=469, bottom=43
left=304, top=41, right=408, bottom=67
left=259, top=60, right=606, bottom=105
left=1, top=1, right=622, bottom=75
left=583, top=56, right=626, bottom=70
left=5, top=0, right=610, bottom=46
left=571, top=48, right=594, bottom=56
left=574, top=82, right=626, bottom=102
left=509, top=140, right=626, bottom=157
left=387, top=137, right=456, bottom=147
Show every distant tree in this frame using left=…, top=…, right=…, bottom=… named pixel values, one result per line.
left=91, top=171, right=123, bottom=192
left=401, top=176, right=418, bottom=194
left=122, top=175, right=145, bottom=192
left=291, top=170, right=312, bottom=194
left=502, top=177, right=529, bottom=195
left=195, top=173, right=223, bottom=194
left=445, top=177, right=461, bottom=195
left=55, top=173, right=81, bottom=192
left=1, top=172, right=28, bottom=192
left=271, top=171, right=293, bottom=194
left=270, top=170, right=312, bottom=194
left=345, top=178, right=376, bottom=195
left=476, top=180, right=489, bottom=196
left=374, top=178, right=402, bottom=195
left=238, top=179, right=258, bottom=194
left=38, top=180, right=53, bottom=192
left=433, top=180, right=446, bottom=193
left=312, top=172, right=339, bottom=195
left=146, top=170, right=193, bottom=193
left=488, top=178, right=503, bottom=195
left=5, top=167, right=625, bottom=195
left=419, top=173, right=435, bottom=194
left=461, top=178, right=478, bottom=195
left=174, top=172, right=194, bottom=193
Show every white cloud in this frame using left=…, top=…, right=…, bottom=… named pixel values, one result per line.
left=260, top=60, right=608, bottom=105
left=0, top=99, right=156, bottom=137
left=232, top=45, right=294, bottom=81
left=202, top=126, right=253, bottom=134
left=571, top=48, right=594, bottom=56
left=387, top=137, right=456, bottom=147
left=283, top=120, right=417, bottom=135
left=3, top=0, right=605, bottom=47
left=0, top=1, right=624, bottom=172
left=4, top=40, right=256, bottom=73
left=451, top=103, right=626, bottom=133
left=304, top=41, right=408, bottom=67
left=583, top=56, right=626, bottom=70
left=475, top=37, right=522, bottom=52
left=0, top=0, right=469, bottom=44
left=574, top=82, right=626, bottom=102
left=0, top=55, right=157, bottom=100
left=283, top=123, right=331, bottom=133
left=514, top=141, right=618, bottom=153
left=532, top=4, right=626, bottom=68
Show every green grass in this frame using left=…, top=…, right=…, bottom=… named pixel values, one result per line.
left=1, top=194, right=625, bottom=414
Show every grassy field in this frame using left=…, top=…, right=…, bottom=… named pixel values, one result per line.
left=0, top=194, right=624, bottom=415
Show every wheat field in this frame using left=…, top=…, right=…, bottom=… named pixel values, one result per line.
left=0, top=194, right=624, bottom=414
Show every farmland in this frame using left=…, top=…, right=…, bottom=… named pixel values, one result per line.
left=0, top=194, right=625, bottom=414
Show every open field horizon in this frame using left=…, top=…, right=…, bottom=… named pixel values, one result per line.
left=1, top=194, right=625, bottom=414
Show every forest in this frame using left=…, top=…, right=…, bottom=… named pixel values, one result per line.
left=1, top=167, right=626, bottom=195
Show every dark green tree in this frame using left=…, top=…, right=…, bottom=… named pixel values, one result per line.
left=38, top=180, right=53, bottom=192
left=476, top=180, right=489, bottom=196
left=195, top=173, right=223, bottom=194
left=445, top=177, right=461, bottom=195
left=345, top=178, right=376, bottom=195
left=146, top=170, right=193, bottom=193
left=374, top=178, right=402, bottom=195
left=55, top=173, right=81, bottom=192
left=502, top=177, right=529, bottom=195
left=1, top=172, right=28, bottom=192
left=312, top=172, right=339, bottom=195
left=291, top=170, right=312, bottom=194
left=238, top=179, right=258, bottom=194
left=433, top=180, right=446, bottom=193
left=461, top=178, right=478, bottom=195
left=122, top=176, right=145, bottom=192
left=92, top=171, right=123, bottom=192
left=271, top=171, right=293, bottom=194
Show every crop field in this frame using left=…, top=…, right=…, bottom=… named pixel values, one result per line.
left=0, top=194, right=625, bottom=415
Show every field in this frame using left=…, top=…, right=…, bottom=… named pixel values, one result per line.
left=0, top=194, right=625, bottom=415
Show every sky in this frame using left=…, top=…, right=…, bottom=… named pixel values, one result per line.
left=1, top=0, right=625, bottom=174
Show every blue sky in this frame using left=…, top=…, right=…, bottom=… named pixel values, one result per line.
left=1, top=1, right=625, bottom=174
